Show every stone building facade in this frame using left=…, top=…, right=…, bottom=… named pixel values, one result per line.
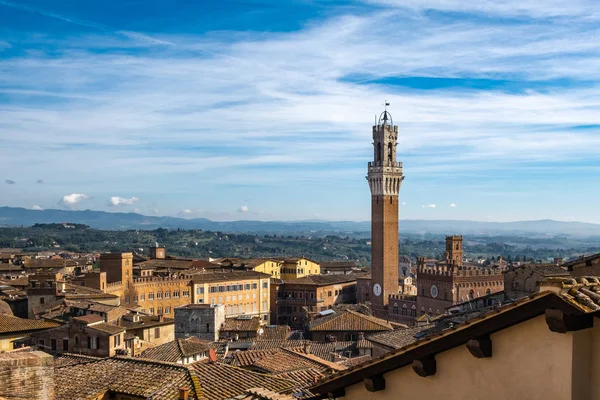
left=272, top=274, right=358, bottom=329
left=0, top=351, right=54, bottom=400
left=174, top=303, right=225, bottom=341
left=503, top=263, right=570, bottom=299
left=367, top=109, right=403, bottom=314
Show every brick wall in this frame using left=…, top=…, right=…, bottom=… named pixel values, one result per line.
left=0, top=351, right=55, bottom=399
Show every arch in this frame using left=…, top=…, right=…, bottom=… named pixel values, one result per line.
left=468, top=290, right=474, bottom=300
left=39, top=297, right=45, bottom=305
left=387, top=142, right=393, bottom=163
left=377, top=142, right=382, bottom=163
left=486, top=288, right=491, bottom=295
left=393, top=303, right=398, bottom=314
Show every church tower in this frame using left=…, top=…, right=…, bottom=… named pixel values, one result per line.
left=367, top=107, right=404, bottom=311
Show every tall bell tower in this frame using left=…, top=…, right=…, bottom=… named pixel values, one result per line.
left=367, top=106, right=404, bottom=312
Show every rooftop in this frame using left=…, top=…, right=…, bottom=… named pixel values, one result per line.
left=309, top=310, right=393, bottom=332
left=366, top=324, right=436, bottom=350
left=55, top=356, right=201, bottom=400
left=0, top=314, right=60, bottom=334
left=221, top=317, right=262, bottom=332
left=192, top=270, right=270, bottom=284
left=190, top=361, right=297, bottom=400
left=282, top=274, right=359, bottom=286
left=138, top=337, right=210, bottom=362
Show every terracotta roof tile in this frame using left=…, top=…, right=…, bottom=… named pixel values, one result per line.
left=366, top=324, right=435, bottom=350
left=0, top=314, right=60, bottom=333
left=138, top=338, right=210, bottom=362
left=221, top=317, right=262, bottom=332
left=309, top=310, right=393, bottom=332
left=282, top=275, right=358, bottom=286
left=55, top=356, right=201, bottom=399
left=190, top=361, right=296, bottom=400
left=89, top=322, right=125, bottom=335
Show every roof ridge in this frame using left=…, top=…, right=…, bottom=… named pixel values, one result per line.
left=113, top=355, right=189, bottom=369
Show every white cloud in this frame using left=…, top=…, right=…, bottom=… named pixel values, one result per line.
left=421, top=204, right=437, bottom=208
left=182, top=209, right=192, bottom=214
left=238, top=205, right=249, bottom=213
left=449, top=203, right=457, bottom=208
left=402, top=202, right=407, bottom=206
left=32, top=205, right=43, bottom=210
left=109, top=196, right=139, bottom=207
left=60, top=193, right=88, bottom=207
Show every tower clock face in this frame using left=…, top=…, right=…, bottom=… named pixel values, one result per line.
left=430, top=285, right=439, bottom=299
left=373, top=283, right=382, bottom=297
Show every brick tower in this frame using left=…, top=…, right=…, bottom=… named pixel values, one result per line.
left=444, top=235, right=463, bottom=267
left=367, top=106, right=404, bottom=312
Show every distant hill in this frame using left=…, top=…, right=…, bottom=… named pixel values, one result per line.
left=1, top=206, right=599, bottom=236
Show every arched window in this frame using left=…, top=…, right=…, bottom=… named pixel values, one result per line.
left=393, top=303, right=398, bottom=314
left=387, top=142, right=392, bottom=163
left=456, top=243, right=459, bottom=250
left=75, top=336, right=79, bottom=346
left=39, top=297, right=45, bottom=305
left=468, top=290, right=474, bottom=300
left=376, top=142, right=382, bottom=163
left=486, top=288, right=491, bottom=295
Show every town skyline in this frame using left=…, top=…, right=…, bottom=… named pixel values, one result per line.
left=2, top=1, right=600, bottom=223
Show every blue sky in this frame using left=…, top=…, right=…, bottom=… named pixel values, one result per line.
left=2, top=0, right=600, bottom=223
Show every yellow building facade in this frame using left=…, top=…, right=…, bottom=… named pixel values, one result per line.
left=280, top=257, right=320, bottom=280
left=244, top=259, right=282, bottom=279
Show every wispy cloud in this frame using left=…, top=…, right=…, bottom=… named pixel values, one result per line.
left=5, top=179, right=16, bottom=184
left=36, top=179, right=44, bottom=184
left=32, top=205, right=43, bottom=210
left=108, top=196, right=139, bottom=207
left=238, top=205, right=249, bottom=213
left=449, top=203, right=457, bottom=208
left=421, top=204, right=437, bottom=208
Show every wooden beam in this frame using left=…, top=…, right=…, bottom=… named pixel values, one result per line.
left=545, top=309, right=593, bottom=333
left=364, top=374, right=385, bottom=392
left=412, top=356, right=436, bottom=377
left=467, top=335, right=492, bottom=358
left=327, top=388, right=345, bottom=398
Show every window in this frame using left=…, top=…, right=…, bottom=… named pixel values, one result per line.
left=39, top=297, right=45, bottom=304
left=75, top=336, right=79, bottom=346
left=125, top=296, right=130, bottom=304
left=393, top=303, right=398, bottom=314
left=113, top=335, right=121, bottom=347
left=245, top=284, right=250, bottom=290
left=63, top=339, right=69, bottom=350
left=140, top=293, right=145, bottom=301
left=218, top=286, right=225, bottom=292
left=88, top=337, right=92, bottom=349
left=165, top=306, right=171, bottom=314
left=226, top=285, right=231, bottom=292
left=174, top=291, right=180, bottom=298
left=126, top=281, right=130, bottom=289
left=252, top=283, right=258, bottom=289
left=157, top=292, right=163, bottom=299
left=328, top=291, right=332, bottom=297
left=468, top=290, right=475, bottom=300
left=197, top=299, right=203, bottom=304
left=148, top=293, right=154, bottom=300
left=262, top=301, right=267, bottom=310
left=206, top=323, right=210, bottom=333
left=158, top=307, right=163, bottom=314
left=262, top=282, right=268, bottom=289
left=134, top=295, right=138, bottom=302
left=210, top=287, right=217, bottom=293
left=96, top=337, right=100, bottom=349
left=51, top=339, right=56, bottom=351
left=165, top=291, right=170, bottom=299
left=183, top=290, right=190, bottom=297
left=154, top=328, right=161, bottom=339
left=486, top=288, right=491, bottom=295
left=197, top=287, right=204, bottom=294
left=38, top=339, right=45, bottom=348
left=149, top=307, right=154, bottom=314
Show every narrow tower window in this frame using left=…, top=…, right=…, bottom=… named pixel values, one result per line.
left=388, top=142, right=392, bottom=163
left=376, top=142, right=381, bottom=163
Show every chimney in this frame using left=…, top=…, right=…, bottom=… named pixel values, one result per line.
left=178, top=387, right=190, bottom=400
left=304, top=340, right=311, bottom=354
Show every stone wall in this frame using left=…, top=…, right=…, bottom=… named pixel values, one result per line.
left=0, top=351, right=54, bottom=400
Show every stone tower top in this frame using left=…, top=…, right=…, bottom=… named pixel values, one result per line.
left=367, top=105, right=404, bottom=196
